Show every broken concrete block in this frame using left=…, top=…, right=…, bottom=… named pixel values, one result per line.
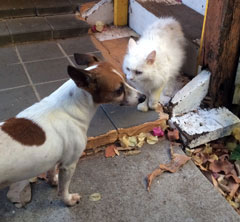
left=170, top=70, right=211, bottom=116
left=170, top=107, right=240, bottom=148
left=81, top=0, right=113, bottom=26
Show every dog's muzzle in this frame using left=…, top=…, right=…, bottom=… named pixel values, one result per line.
left=138, top=94, right=146, bottom=104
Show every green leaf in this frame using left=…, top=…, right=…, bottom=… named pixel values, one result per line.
left=230, top=145, right=240, bottom=160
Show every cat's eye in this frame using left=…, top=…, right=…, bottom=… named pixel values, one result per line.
left=135, top=70, right=142, bottom=75
left=115, top=84, right=124, bottom=96
left=126, top=67, right=130, bottom=71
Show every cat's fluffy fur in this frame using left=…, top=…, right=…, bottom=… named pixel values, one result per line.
left=123, top=17, right=186, bottom=111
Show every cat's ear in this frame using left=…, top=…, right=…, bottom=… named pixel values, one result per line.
left=128, top=38, right=137, bottom=50
left=146, top=50, right=156, bottom=65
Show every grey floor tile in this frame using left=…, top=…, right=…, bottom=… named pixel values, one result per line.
left=59, top=35, right=98, bottom=55
left=87, top=106, right=115, bottom=137
left=0, top=46, right=19, bottom=65
left=0, top=20, right=11, bottom=46
left=17, top=41, right=63, bottom=62
left=0, top=86, right=38, bottom=121
left=34, top=0, right=73, bottom=15
left=35, top=79, right=67, bottom=99
left=25, top=58, right=70, bottom=84
left=6, top=17, right=52, bottom=43
left=102, top=104, right=159, bottom=129
left=0, top=64, right=29, bottom=89
left=46, top=14, right=89, bottom=39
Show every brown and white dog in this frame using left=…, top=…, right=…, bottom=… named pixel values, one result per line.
left=0, top=54, right=146, bottom=206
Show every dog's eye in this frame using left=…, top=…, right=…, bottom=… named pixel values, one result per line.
left=115, top=84, right=124, bottom=96
left=135, top=70, right=142, bottom=75
left=126, top=67, right=130, bottom=71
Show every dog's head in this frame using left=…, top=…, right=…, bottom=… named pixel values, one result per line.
left=67, top=53, right=146, bottom=106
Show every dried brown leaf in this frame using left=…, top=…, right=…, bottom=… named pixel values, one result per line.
left=105, top=145, right=116, bottom=158
left=147, top=147, right=191, bottom=191
left=124, top=150, right=141, bottom=156
left=114, top=147, right=120, bottom=156
left=159, top=153, right=191, bottom=173
left=38, top=173, right=47, bottom=181
left=209, top=159, right=234, bottom=175
left=167, top=129, right=179, bottom=141
left=147, top=168, right=165, bottom=191
left=229, top=183, right=239, bottom=198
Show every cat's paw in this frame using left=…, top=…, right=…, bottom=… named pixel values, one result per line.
left=148, top=101, right=159, bottom=110
left=137, top=103, right=149, bottom=112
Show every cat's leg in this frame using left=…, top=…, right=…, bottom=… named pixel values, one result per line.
left=137, top=97, right=149, bottom=112
left=148, top=86, right=164, bottom=110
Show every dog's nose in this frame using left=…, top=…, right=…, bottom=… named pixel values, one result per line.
left=138, top=94, right=146, bottom=104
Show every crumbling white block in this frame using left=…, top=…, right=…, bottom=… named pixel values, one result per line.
left=82, top=0, right=113, bottom=26
left=170, top=107, right=240, bottom=148
left=170, top=70, right=211, bottom=116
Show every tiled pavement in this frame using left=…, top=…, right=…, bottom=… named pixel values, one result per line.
left=0, top=35, right=159, bottom=137
left=1, top=35, right=240, bottom=222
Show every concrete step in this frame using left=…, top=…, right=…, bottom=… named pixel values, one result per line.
left=0, top=0, right=93, bottom=18
left=0, top=14, right=90, bottom=46
left=129, top=0, right=204, bottom=77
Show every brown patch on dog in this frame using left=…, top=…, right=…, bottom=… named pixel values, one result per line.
left=89, top=62, right=124, bottom=103
left=1, top=118, right=46, bottom=146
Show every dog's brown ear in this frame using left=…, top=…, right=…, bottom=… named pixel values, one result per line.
left=68, top=65, right=94, bottom=87
left=74, top=53, right=99, bottom=66
left=146, top=50, right=156, bottom=65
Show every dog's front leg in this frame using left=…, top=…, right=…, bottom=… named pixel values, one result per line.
left=47, top=165, right=59, bottom=187
left=58, top=161, right=80, bottom=206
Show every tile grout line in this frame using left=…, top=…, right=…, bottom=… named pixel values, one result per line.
left=0, top=78, right=69, bottom=93
left=9, top=56, right=66, bottom=65
left=100, top=105, right=119, bottom=131
left=35, top=78, right=69, bottom=86
left=56, top=42, right=75, bottom=66
left=0, top=84, right=30, bottom=92
left=8, top=50, right=100, bottom=66
left=15, top=46, right=41, bottom=101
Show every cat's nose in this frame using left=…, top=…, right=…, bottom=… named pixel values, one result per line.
left=127, top=74, right=134, bottom=81
left=138, top=94, right=146, bottom=104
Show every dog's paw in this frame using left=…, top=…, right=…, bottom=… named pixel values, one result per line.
left=137, top=103, right=148, bottom=112
left=64, top=193, right=81, bottom=207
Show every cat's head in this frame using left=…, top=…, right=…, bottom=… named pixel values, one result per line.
left=123, top=38, right=157, bottom=84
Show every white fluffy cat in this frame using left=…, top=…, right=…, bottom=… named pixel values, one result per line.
left=123, top=17, right=186, bottom=112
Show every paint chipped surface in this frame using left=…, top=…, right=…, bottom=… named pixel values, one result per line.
left=171, top=108, right=240, bottom=148
left=1, top=118, right=46, bottom=146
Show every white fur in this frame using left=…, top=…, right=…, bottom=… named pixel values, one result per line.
left=0, top=80, right=97, bottom=202
left=112, top=68, right=142, bottom=105
left=123, top=17, right=185, bottom=111
left=0, top=63, right=144, bottom=206
left=85, top=64, right=98, bottom=70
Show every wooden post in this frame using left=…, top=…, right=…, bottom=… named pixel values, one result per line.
left=114, top=0, right=128, bottom=26
left=201, top=0, right=240, bottom=107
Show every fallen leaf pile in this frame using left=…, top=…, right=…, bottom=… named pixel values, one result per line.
left=189, top=126, right=240, bottom=214
left=104, top=130, right=166, bottom=158
left=147, top=145, right=191, bottom=191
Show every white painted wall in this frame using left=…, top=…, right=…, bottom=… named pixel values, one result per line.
left=182, top=0, right=206, bottom=15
